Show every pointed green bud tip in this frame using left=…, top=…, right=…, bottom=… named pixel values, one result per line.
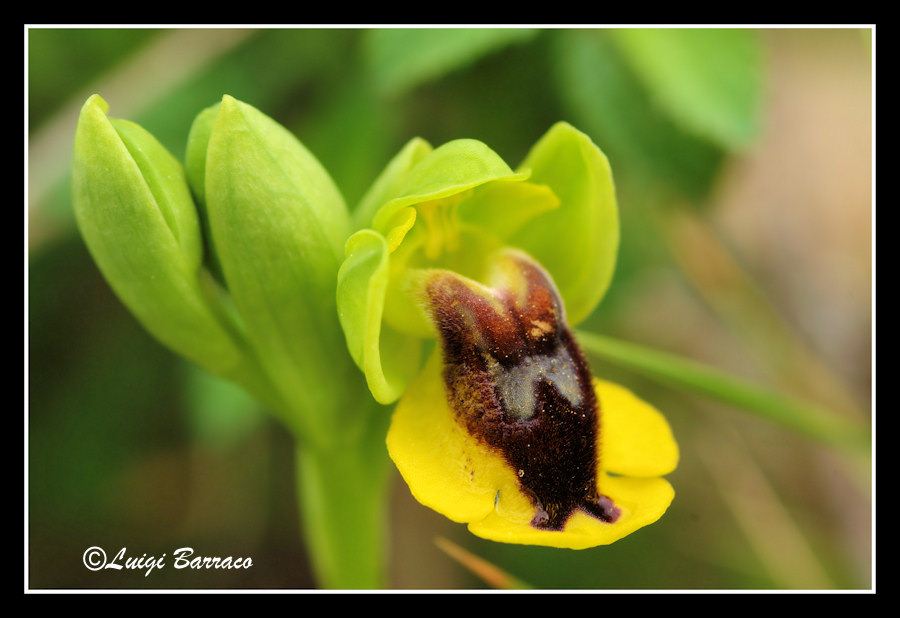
left=73, top=94, right=203, bottom=269
left=71, top=94, right=244, bottom=377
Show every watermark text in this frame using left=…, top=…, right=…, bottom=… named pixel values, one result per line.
left=82, top=546, right=253, bottom=577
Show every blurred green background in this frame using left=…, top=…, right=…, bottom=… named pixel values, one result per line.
left=27, top=27, right=872, bottom=590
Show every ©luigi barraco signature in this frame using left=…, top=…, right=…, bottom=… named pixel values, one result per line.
left=83, top=546, right=252, bottom=577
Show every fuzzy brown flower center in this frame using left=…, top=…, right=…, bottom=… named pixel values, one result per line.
left=423, top=251, right=620, bottom=530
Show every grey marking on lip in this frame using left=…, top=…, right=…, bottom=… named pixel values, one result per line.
left=484, top=346, right=584, bottom=421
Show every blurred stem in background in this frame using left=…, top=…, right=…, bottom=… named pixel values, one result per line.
left=576, top=331, right=870, bottom=484
left=695, top=418, right=836, bottom=589
left=29, top=29, right=258, bottom=249
left=661, top=208, right=868, bottom=424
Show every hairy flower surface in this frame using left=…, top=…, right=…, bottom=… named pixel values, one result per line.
left=339, top=123, right=678, bottom=547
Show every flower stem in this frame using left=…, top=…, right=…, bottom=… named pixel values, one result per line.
left=294, top=405, right=393, bottom=589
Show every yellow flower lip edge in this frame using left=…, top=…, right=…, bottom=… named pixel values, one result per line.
left=388, top=353, right=678, bottom=549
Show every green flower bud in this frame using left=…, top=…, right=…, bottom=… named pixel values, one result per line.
left=71, top=94, right=244, bottom=377
left=199, top=95, right=365, bottom=446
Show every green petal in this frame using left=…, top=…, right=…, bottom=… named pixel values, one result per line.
left=72, top=94, right=243, bottom=377
left=456, top=180, right=560, bottom=242
left=512, top=122, right=619, bottom=325
left=337, top=229, right=424, bottom=404
left=204, top=95, right=359, bottom=444
left=371, top=138, right=529, bottom=235
left=353, top=137, right=433, bottom=230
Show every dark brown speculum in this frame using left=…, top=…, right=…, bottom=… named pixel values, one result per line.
left=424, top=251, right=620, bottom=531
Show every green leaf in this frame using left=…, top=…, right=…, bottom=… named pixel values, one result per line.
left=364, top=28, right=539, bottom=96
left=609, top=28, right=764, bottom=150
left=552, top=29, right=724, bottom=203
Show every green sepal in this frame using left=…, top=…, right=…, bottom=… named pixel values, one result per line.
left=184, top=102, right=219, bottom=211
left=371, top=138, right=529, bottom=236
left=184, top=102, right=225, bottom=282
left=337, top=229, right=424, bottom=404
left=109, top=117, right=203, bottom=270
left=71, top=94, right=244, bottom=377
left=511, top=122, right=620, bottom=325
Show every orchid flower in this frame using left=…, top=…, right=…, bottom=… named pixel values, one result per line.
left=338, top=123, right=679, bottom=548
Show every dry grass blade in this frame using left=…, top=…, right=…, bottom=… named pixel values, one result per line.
left=435, top=537, right=532, bottom=590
